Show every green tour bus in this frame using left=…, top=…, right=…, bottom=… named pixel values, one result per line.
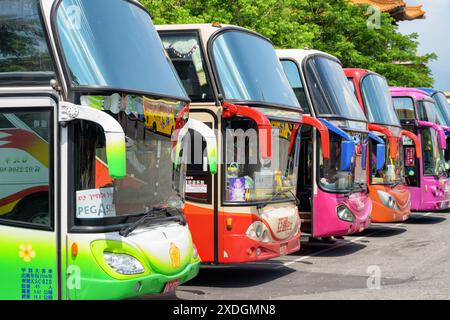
left=0, top=0, right=216, bottom=300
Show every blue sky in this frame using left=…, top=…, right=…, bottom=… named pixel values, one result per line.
left=398, top=0, right=450, bottom=90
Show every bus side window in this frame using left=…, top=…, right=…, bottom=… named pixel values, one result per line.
left=0, top=110, right=52, bottom=227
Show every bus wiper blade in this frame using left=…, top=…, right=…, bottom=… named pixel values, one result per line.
left=344, top=182, right=365, bottom=197
left=391, top=181, right=402, bottom=188
left=256, top=189, right=299, bottom=210
left=119, top=207, right=186, bottom=237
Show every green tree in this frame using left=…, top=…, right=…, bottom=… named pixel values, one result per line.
left=142, top=0, right=436, bottom=87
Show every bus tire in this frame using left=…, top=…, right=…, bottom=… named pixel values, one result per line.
left=14, top=193, right=49, bottom=225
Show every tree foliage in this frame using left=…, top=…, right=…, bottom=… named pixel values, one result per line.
left=142, top=0, right=436, bottom=87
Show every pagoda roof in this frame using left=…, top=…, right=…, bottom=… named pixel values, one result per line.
left=350, top=0, right=425, bottom=21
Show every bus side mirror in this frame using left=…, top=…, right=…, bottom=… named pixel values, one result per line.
left=318, top=118, right=355, bottom=172
left=417, top=120, right=447, bottom=150
left=222, top=101, right=272, bottom=161
left=175, top=118, right=217, bottom=174
left=365, top=132, right=386, bottom=171
left=59, top=102, right=126, bottom=179
left=341, top=140, right=355, bottom=171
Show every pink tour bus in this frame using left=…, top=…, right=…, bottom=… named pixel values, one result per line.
left=390, top=87, right=450, bottom=211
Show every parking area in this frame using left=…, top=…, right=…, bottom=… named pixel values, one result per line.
left=145, top=210, right=450, bottom=300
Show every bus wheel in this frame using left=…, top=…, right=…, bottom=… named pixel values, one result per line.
left=320, top=237, right=336, bottom=244
left=15, top=196, right=49, bottom=225
left=29, top=212, right=50, bottom=225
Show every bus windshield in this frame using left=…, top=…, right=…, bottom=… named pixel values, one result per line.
left=223, top=119, right=299, bottom=204
left=319, top=132, right=367, bottom=192
left=0, top=0, right=55, bottom=85
left=371, top=137, right=404, bottom=185
left=433, top=92, right=450, bottom=126
left=55, top=0, right=187, bottom=100
left=211, top=30, right=301, bottom=109
left=361, top=75, right=400, bottom=126
left=73, top=94, right=187, bottom=228
left=304, top=56, right=366, bottom=121
left=421, top=128, right=447, bottom=177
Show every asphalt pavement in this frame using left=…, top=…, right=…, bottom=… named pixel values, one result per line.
left=145, top=210, right=450, bottom=300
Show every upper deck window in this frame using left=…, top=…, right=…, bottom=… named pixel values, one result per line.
left=280, top=59, right=310, bottom=114
left=55, top=0, right=187, bottom=100
left=211, top=30, right=301, bottom=110
left=361, top=74, right=400, bottom=126
left=159, top=31, right=214, bottom=103
left=303, top=56, right=366, bottom=120
left=0, top=0, right=55, bottom=85
left=393, top=97, right=415, bottom=120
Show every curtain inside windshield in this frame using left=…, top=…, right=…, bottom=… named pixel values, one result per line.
left=0, top=0, right=54, bottom=84
left=160, top=31, right=214, bottom=103
left=56, top=0, right=187, bottom=99
left=304, top=56, right=366, bottom=120
left=211, top=31, right=300, bottom=109
left=361, top=75, right=400, bottom=126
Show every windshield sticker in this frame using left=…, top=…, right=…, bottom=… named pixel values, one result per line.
left=76, top=187, right=116, bottom=219
left=402, top=135, right=414, bottom=146
left=185, top=177, right=207, bottom=194
left=405, top=147, right=415, bottom=166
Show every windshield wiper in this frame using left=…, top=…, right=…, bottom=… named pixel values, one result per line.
left=391, top=180, right=403, bottom=188
left=344, top=182, right=366, bottom=197
left=119, top=207, right=186, bottom=237
left=256, top=189, right=300, bottom=210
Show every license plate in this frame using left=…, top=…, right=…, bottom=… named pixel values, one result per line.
left=280, top=243, right=288, bottom=256
left=359, top=225, right=364, bottom=232
left=402, top=215, right=408, bottom=221
left=163, top=279, right=180, bottom=294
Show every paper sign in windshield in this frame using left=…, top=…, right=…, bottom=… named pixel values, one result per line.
left=76, top=188, right=116, bottom=219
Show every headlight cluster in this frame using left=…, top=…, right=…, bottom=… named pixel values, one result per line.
left=193, top=244, right=199, bottom=260
left=336, top=205, right=355, bottom=222
left=246, top=221, right=271, bottom=243
left=377, top=191, right=399, bottom=210
left=103, top=252, right=145, bottom=275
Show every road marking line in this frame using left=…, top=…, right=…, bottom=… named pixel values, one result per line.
left=279, top=212, right=434, bottom=268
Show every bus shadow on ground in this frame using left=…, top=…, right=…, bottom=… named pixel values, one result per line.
left=288, top=239, right=367, bottom=258
left=180, top=263, right=296, bottom=289
left=349, top=225, right=408, bottom=238
left=406, top=214, right=447, bottom=225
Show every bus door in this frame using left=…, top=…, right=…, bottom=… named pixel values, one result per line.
left=0, top=95, right=58, bottom=300
left=184, top=110, right=218, bottom=263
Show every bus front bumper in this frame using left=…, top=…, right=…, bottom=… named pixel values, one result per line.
left=69, top=261, right=200, bottom=300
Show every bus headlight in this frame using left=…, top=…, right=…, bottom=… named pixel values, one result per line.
left=103, top=252, right=145, bottom=275
left=193, top=245, right=199, bottom=260
left=246, top=221, right=271, bottom=242
left=377, top=191, right=396, bottom=209
left=337, top=205, right=355, bottom=222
